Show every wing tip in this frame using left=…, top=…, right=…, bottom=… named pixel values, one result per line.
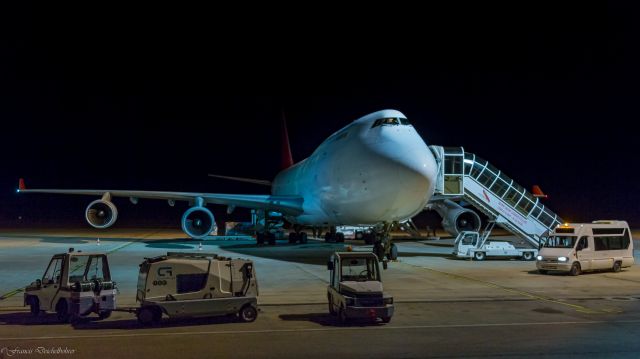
left=17, top=178, right=25, bottom=192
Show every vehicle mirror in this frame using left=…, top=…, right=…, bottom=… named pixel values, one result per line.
left=327, top=261, right=334, bottom=271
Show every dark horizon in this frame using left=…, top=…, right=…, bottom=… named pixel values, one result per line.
left=1, top=4, right=638, bottom=228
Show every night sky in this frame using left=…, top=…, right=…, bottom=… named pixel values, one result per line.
left=1, top=4, right=638, bottom=228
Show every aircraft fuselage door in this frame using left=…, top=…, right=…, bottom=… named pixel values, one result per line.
left=443, top=147, right=464, bottom=195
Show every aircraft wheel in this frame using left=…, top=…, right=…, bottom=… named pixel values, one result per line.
left=336, top=232, right=345, bottom=243
left=300, top=232, right=308, bottom=244
left=267, top=233, right=276, bottom=245
left=256, top=233, right=265, bottom=245
left=387, top=243, right=398, bottom=261
left=288, top=232, right=298, bottom=244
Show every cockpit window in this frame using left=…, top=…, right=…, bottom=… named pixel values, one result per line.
left=371, top=117, right=410, bottom=129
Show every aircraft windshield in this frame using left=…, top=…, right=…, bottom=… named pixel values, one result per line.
left=371, top=117, right=410, bottom=128
left=543, top=236, right=576, bottom=248
left=341, top=257, right=380, bottom=282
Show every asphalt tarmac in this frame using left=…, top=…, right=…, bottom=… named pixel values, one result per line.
left=1, top=228, right=639, bottom=358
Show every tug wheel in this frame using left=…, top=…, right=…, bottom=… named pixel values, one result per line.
left=239, top=305, right=258, bottom=323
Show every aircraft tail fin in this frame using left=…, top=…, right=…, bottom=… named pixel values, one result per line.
left=208, top=174, right=272, bottom=186
left=281, top=110, right=294, bottom=170
left=532, top=185, right=548, bottom=199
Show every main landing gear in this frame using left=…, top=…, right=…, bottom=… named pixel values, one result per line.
left=288, top=225, right=308, bottom=244
left=324, top=226, right=345, bottom=243
left=372, top=222, right=398, bottom=266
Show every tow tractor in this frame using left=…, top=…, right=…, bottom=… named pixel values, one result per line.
left=327, top=252, right=394, bottom=323
left=24, top=248, right=116, bottom=322
left=453, top=225, right=537, bottom=261
left=132, top=252, right=259, bottom=325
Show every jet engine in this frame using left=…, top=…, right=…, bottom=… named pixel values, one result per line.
left=181, top=206, right=215, bottom=239
left=429, top=199, right=481, bottom=236
left=85, top=200, right=118, bottom=229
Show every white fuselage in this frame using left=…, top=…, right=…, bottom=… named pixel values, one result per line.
left=271, top=110, right=438, bottom=226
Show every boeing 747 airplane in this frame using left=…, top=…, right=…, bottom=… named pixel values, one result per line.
left=18, top=109, right=438, bottom=261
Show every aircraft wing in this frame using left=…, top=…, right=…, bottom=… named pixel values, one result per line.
left=18, top=180, right=304, bottom=215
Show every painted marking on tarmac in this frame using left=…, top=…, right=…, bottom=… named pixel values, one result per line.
left=402, top=263, right=622, bottom=314
left=0, top=231, right=158, bottom=301
left=3, top=319, right=640, bottom=341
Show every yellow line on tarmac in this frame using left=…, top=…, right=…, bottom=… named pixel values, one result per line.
left=403, top=263, right=621, bottom=314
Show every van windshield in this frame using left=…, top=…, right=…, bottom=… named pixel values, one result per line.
left=543, top=235, right=576, bottom=248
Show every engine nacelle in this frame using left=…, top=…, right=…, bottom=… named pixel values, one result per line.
left=430, top=199, right=481, bottom=236
left=181, top=206, right=215, bottom=239
left=85, top=200, right=118, bottom=229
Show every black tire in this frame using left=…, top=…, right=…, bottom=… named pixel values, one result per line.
left=267, top=233, right=276, bottom=246
left=473, top=252, right=486, bottom=261
left=355, top=231, right=363, bottom=240
left=613, top=261, right=622, bottom=273
left=381, top=316, right=391, bottom=323
left=338, top=305, right=348, bottom=324
left=137, top=306, right=159, bottom=326
left=328, top=295, right=336, bottom=315
left=288, top=232, right=298, bottom=244
left=239, top=305, right=258, bottom=323
left=98, top=310, right=112, bottom=320
left=569, top=263, right=581, bottom=276
left=256, top=233, right=265, bottom=245
left=363, top=233, right=374, bottom=245
left=373, top=242, right=385, bottom=261
left=387, top=243, right=398, bottom=261
left=28, top=297, right=40, bottom=317
left=538, top=269, right=548, bottom=275
left=522, top=251, right=534, bottom=261
left=324, top=232, right=333, bottom=242
left=336, top=233, right=345, bottom=243
left=56, top=300, right=69, bottom=323
left=300, top=232, right=308, bottom=244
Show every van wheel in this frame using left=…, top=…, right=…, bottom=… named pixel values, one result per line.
left=28, top=297, right=40, bottom=317
left=56, top=300, right=69, bottom=323
left=239, top=305, right=257, bottom=322
left=522, top=252, right=534, bottom=261
left=473, top=252, right=486, bottom=261
left=613, top=261, right=622, bottom=273
left=569, top=263, right=581, bottom=276
left=381, top=316, right=391, bottom=323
